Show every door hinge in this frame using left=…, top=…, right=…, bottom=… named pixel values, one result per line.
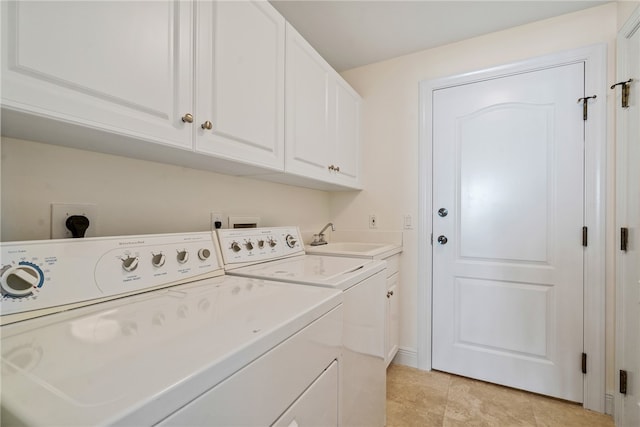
left=611, top=79, right=633, bottom=108
left=581, top=353, right=587, bottom=374
left=620, top=370, right=628, bottom=394
left=582, top=227, right=588, bottom=247
left=577, top=95, right=597, bottom=120
left=621, top=227, right=629, bottom=252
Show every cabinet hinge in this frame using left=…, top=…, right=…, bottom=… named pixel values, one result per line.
left=620, top=370, right=628, bottom=394
left=582, top=227, right=588, bottom=247
left=621, top=227, right=629, bottom=252
left=581, top=353, right=587, bottom=374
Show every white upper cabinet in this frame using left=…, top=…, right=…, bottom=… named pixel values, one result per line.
left=195, top=1, right=285, bottom=170
left=285, top=23, right=361, bottom=190
left=1, top=1, right=359, bottom=189
left=1, top=1, right=193, bottom=149
left=333, top=78, right=361, bottom=187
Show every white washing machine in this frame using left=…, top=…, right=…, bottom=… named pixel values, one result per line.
left=218, top=227, right=387, bottom=427
left=0, top=232, right=342, bottom=426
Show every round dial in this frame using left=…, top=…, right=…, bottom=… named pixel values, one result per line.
left=257, top=239, right=265, bottom=249
left=268, top=238, right=277, bottom=248
left=198, top=248, right=211, bottom=261
left=177, top=250, right=189, bottom=264
left=231, top=242, right=241, bottom=252
left=244, top=240, right=254, bottom=251
left=285, top=234, right=297, bottom=248
left=1, top=263, right=43, bottom=298
left=152, top=253, right=166, bottom=268
left=122, top=256, right=139, bottom=272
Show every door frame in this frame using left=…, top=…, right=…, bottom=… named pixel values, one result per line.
left=615, top=6, right=640, bottom=425
left=417, top=44, right=607, bottom=412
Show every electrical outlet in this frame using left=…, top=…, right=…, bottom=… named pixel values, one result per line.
left=369, top=214, right=377, bottom=229
left=210, top=212, right=223, bottom=229
left=51, top=203, right=98, bottom=239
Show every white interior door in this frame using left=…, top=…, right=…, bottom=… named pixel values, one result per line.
left=432, top=63, right=585, bottom=402
left=615, top=7, right=640, bottom=427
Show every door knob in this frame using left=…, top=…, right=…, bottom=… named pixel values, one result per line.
left=201, top=121, right=213, bottom=130
left=438, top=208, right=448, bottom=217
left=437, top=235, right=448, bottom=245
left=181, top=113, right=193, bottom=123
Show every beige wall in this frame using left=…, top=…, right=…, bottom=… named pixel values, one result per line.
left=0, top=137, right=331, bottom=241
left=335, top=2, right=620, bottom=392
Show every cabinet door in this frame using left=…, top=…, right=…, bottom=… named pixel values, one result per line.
left=1, top=1, right=193, bottom=149
left=196, top=1, right=285, bottom=171
left=284, top=22, right=332, bottom=181
left=332, top=77, right=361, bottom=188
left=385, top=273, right=400, bottom=367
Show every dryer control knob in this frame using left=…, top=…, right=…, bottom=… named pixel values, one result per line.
left=198, top=248, right=211, bottom=260
left=257, top=239, right=265, bottom=249
left=268, top=238, right=277, bottom=248
left=231, top=242, right=242, bottom=252
left=177, top=250, right=189, bottom=264
left=152, top=253, right=166, bottom=268
left=122, top=256, right=139, bottom=272
left=245, top=240, right=254, bottom=251
left=0, top=265, right=41, bottom=297
left=285, top=234, right=297, bottom=248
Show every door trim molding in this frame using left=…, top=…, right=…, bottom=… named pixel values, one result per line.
left=614, top=6, right=640, bottom=425
left=418, top=44, right=607, bottom=412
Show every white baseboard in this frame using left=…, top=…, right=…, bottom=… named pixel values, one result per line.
left=390, top=347, right=418, bottom=368
left=605, top=392, right=613, bottom=415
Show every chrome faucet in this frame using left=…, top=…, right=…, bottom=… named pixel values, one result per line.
left=310, top=222, right=334, bottom=246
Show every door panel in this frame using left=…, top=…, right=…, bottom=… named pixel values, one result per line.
left=459, top=104, right=552, bottom=262
left=432, top=63, right=584, bottom=402
left=456, top=278, right=551, bottom=357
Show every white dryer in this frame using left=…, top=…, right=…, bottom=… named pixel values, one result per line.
left=0, top=232, right=342, bottom=426
left=218, top=227, right=387, bottom=427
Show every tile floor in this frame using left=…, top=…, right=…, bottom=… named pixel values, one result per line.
left=386, top=364, right=615, bottom=427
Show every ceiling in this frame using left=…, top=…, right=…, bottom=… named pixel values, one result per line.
left=270, top=1, right=609, bottom=71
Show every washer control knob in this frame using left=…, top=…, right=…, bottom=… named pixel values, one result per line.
left=245, top=240, right=254, bottom=251
left=268, top=238, right=277, bottom=248
left=285, top=234, right=297, bottom=248
left=0, top=265, right=41, bottom=297
left=151, top=253, right=166, bottom=268
left=231, top=242, right=242, bottom=252
left=198, top=248, right=211, bottom=260
left=122, top=256, right=139, bottom=272
left=177, top=250, right=189, bottom=264
left=257, top=239, right=265, bottom=249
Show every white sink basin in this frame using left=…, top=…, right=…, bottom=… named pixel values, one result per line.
left=306, top=242, right=400, bottom=258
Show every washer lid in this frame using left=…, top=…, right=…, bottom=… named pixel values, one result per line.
left=0, top=276, right=341, bottom=426
left=227, top=255, right=386, bottom=290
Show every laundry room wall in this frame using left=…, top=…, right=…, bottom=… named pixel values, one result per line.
left=333, top=2, right=619, bottom=392
left=0, top=137, right=331, bottom=241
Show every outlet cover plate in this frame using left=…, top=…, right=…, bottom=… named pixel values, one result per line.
left=51, top=203, right=98, bottom=239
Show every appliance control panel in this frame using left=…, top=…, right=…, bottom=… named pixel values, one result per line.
left=217, top=227, right=305, bottom=268
left=0, top=232, right=222, bottom=318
